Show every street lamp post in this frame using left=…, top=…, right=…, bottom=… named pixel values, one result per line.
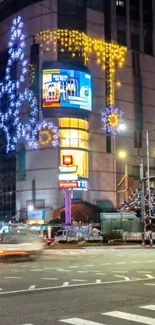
left=146, top=130, right=151, bottom=220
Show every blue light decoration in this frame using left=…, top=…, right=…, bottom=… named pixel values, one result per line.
left=120, top=187, right=155, bottom=216
left=101, top=105, right=124, bottom=135
left=0, top=16, right=58, bottom=152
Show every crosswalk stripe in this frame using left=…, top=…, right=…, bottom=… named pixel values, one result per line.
left=140, top=305, right=155, bottom=311
left=102, top=311, right=155, bottom=325
left=59, top=318, right=105, bottom=325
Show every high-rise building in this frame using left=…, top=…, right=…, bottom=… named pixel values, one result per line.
left=0, top=0, right=154, bottom=222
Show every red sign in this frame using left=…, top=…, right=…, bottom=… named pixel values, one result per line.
left=63, top=155, right=73, bottom=166
left=58, top=181, right=78, bottom=189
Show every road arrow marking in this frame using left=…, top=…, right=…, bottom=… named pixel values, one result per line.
left=62, top=282, right=69, bottom=287
left=28, top=285, right=36, bottom=290
left=115, top=275, right=130, bottom=281
left=145, top=274, right=154, bottom=279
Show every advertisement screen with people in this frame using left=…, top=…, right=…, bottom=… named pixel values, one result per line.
left=42, top=68, right=92, bottom=111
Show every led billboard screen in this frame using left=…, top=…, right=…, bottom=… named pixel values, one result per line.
left=42, top=69, right=92, bottom=111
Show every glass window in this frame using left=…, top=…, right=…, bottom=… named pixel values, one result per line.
left=70, top=118, right=78, bottom=128
left=79, top=119, right=85, bottom=129
left=59, top=129, right=89, bottom=149
left=58, top=118, right=89, bottom=130
left=59, top=118, right=70, bottom=127
left=87, top=0, right=104, bottom=12
left=60, top=149, right=89, bottom=178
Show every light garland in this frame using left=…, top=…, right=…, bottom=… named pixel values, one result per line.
left=32, top=121, right=59, bottom=148
left=29, top=64, right=35, bottom=85
left=101, top=106, right=124, bottom=135
left=0, top=16, right=58, bottom=152
left=35, top=29, right=127, bottom=106
left=39, top=127, right=54, bottom=145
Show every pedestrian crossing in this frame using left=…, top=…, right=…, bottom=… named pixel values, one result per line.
left=59, top=305, right=155, bottom=325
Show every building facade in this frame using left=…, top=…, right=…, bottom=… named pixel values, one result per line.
left=0, top=0, right=154, bottom=221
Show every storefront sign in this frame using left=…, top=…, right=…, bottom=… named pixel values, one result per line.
left=27, top=210, right=45, bottom=220
left=58, top=173, right=78, bottom=181
left=58, top=181, right=78, bottom=189
left=59, top=165, right=77, bottom=173
left=73, top=180, right=88, bottom=191
left=63, top=155, right=73, bottom=165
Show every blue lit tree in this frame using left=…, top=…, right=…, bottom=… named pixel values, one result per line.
left=0, top=16, right=58, bottom=153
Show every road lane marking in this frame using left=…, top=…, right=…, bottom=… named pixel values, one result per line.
left=145, top=283, right=155, bottom=286
left=96, top=279, right=101, bottom=283
left=69, top=266, right=78, bottom=269
left=146, top=260, right=155, bottom=263
left=62, top=282, right=69, bottom=287
left=115, top=275, right=130, bottom=281
left=5, top=276, right=23, bottom=279
left=112, top=271, right=128, bottom=273
left=100, top=263, right=110, bottom=265
left=57, top=269, right=71, bottom=272
left=28, top=285, right=36, bottom=290
left=0, top=276, right=154, bottom=295
left=42, top=278, right=58, bottom=280
left=131, top=261, right=142, bottom=264
left=116, top=262, right=126, bottom=264
left=96, top=273, right=105, bottom=276
left=102, top=311, right=155, bottom=325
left=31, top=269, right=43, bottom=272
left=78, top=271, right=88, bottom=273
left=137, top=271, right=152, bottom=273
left=84, top=265, right=94, bottom=267
left=140, top=305, right=155, bottom=311
left=59, top=318, right=104, bottom=325
left=71, top=279, right=86, bottom=282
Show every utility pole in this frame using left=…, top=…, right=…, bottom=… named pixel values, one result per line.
left=140, top=160, right=145, bottom=245
left=146, top=130, right=153, bottom=247
left=146, top=130, right=151, bottom=219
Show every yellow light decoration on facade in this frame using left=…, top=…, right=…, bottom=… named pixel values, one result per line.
left=28, top=64, right=35, bottom=85
left=39, top=127, right=54, bottom=145
left=35, top=29, right=127, bottom=107
left=107, top=113, right=120, bottom=128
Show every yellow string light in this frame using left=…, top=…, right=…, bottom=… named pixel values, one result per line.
left=39, top=128, right=54, bottom=145
left=107, top=113, right=120, bottom=128
left=28, top=64, right=35, bottom=85
left=35, top=29, right=127, bottom=107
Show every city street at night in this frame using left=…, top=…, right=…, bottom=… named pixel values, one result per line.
left=0, top=248, right=155, bottom=324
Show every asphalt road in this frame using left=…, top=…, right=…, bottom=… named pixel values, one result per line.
left=0, top=248, right=155, bottom=325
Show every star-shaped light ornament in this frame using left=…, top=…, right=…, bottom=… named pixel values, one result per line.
left=101, top=106, right=124, bottom=135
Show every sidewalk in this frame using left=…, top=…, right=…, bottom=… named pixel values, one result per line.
left=44, top=245, right=154, bottom=255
